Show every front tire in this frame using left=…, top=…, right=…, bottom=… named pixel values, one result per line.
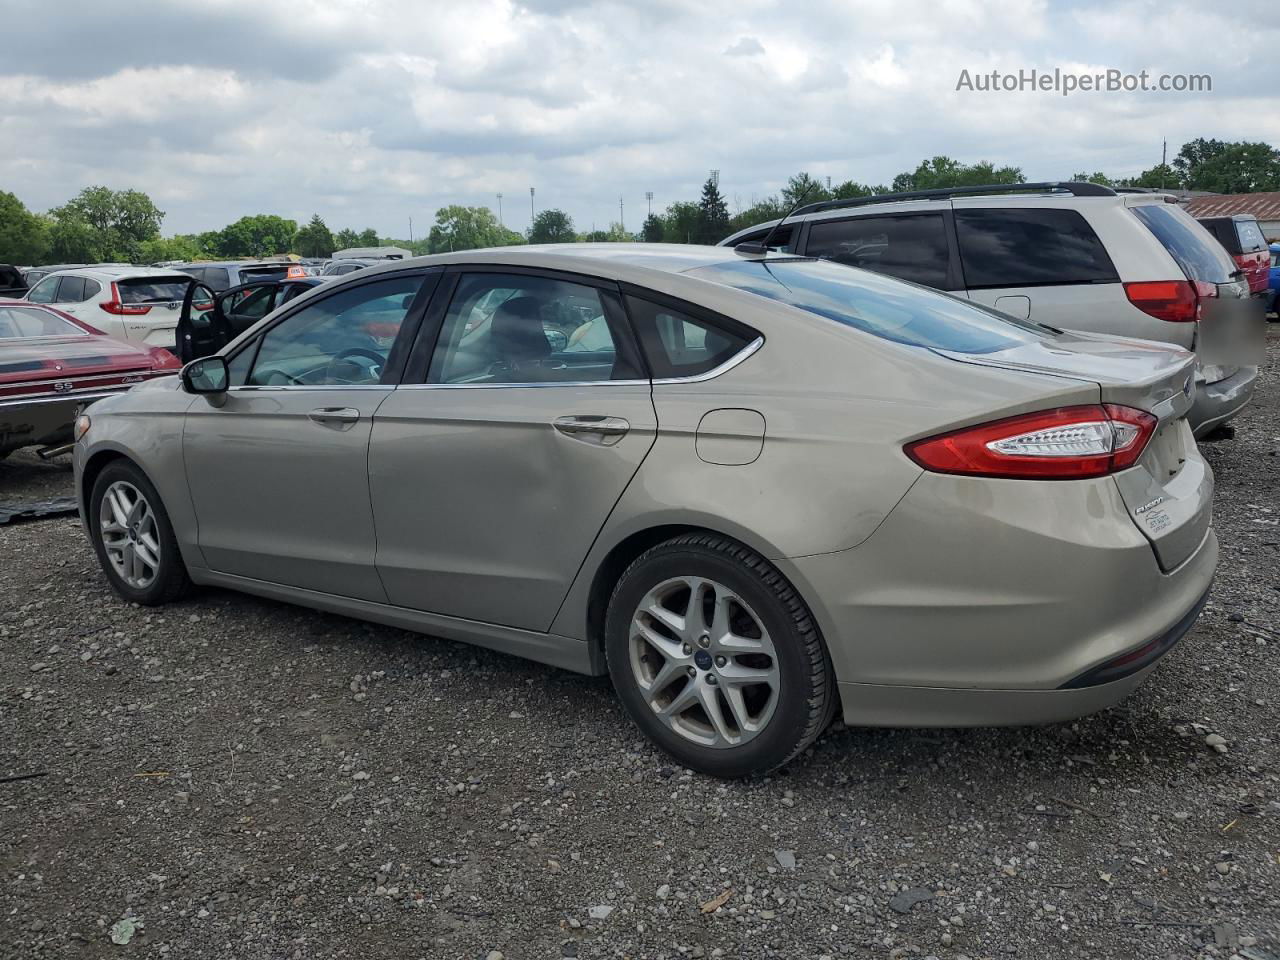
left=605, top=533, right=836, bottom=778
left=89, top=460, right=192, bottom=605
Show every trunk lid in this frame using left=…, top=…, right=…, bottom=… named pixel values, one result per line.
left=115, top=276, right=194, bottom=348
left=937, top=331, right=1210, bottom=571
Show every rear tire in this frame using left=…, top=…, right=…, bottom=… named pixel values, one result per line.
left=605, top=533, right=835, bottom=778
left=89, top=460, right=192, bottom=606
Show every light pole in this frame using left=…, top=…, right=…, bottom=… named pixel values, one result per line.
left=529, top=187, right=536, bottom=228
left=619, top=196, right=624, bottom=233
left=496, top=193, right=503, bottom=228
left=645, top=191, right=653, bottom=217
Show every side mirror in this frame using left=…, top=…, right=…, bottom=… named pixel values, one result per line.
left=544, top=329, right=569, bottom=352
left=181, top=355, right=229, bottom=398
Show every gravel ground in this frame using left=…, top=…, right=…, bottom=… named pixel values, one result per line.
left=2, top=334, right=1278, bottom=960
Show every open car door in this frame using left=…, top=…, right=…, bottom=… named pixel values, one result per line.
left=177, top=278, right=316, bottom=364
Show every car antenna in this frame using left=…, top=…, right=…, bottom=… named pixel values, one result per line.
left=734, top=183, right=818, bottom=257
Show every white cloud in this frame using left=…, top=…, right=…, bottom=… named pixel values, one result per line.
left=0, top=0, right=1275, bottom=238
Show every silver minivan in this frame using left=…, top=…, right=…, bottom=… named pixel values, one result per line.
left=722, top=182, right=1263, bottom=437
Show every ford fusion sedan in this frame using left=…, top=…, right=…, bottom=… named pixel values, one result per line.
left=73, top=245, right=1215, bottom=777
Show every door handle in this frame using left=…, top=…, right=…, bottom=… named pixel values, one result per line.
left=308, top=407, right=360, bottom=425
left=553, top=415, right=630, bottom=446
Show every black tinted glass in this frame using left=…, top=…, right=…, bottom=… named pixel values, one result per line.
left=807, top=214, right=950, bottom=289
left=624, top=296, right=752, bottom=378
left=955, top=208, right=1118, bottom=288
left=1132, top=204, right=1236, bottom=284
left=54, top=276, right=87, bottom=302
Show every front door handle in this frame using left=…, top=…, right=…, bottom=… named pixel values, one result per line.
left=308, top=407, right=360, bottom=425
left=553, top=415, right=630, bottom=446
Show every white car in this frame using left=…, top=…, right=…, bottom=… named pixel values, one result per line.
left=24, top=266, right=195, bottom=349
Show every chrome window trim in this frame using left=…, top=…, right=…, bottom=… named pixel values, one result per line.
left=398, top=337, right=764, bottom=390
left=228, top=383, right=392, bottom=393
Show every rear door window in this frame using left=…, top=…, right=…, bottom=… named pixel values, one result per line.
left=731, top=225, right=796, bottom=253
left=1131, top=204, right=1236, bottom=285
left=955, top=208, right=1119, bottom=288
left=806, top=214, right=951, bottom=289
left=1234, top=219, right=1267, bottom=253
left=624, top=294, right=754, bottom=378
left=53, top=276, right=87, bottom=302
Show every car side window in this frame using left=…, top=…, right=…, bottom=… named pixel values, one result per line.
left=624, top=295, right=753, bottom=379
left=428, top=273, right=641, bottom=385
left=53, top=277, right=88, bottom=303
left=955, top=208, right=1119, bottom=289
left=27, top=276, right=59, bottom=304
left=244, top=275, right=422, bottom=387
left=0, top=306, right=85, bottom=338
left=806, top=214, right=951, bottom=289
left=733, top=225, right=795, bottom=252
left=82, top=278, right=102, bottom=300
left=204, top=268, right=230, bottom=291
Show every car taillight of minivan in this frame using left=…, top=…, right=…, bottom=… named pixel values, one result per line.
left=1123, top=279, right=1217, bottom=323
left=99, top=282, right=152, bottom=316
left=905, top=405, right=1156, bottom=480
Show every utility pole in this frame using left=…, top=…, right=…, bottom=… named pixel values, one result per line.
left=408, top=216, right=413, bottom=244
left=645, top=191, right=653, bottom=217
left=1161, top=139, right=1167, bottom=189
left=619, top=196, right=624, bottom=232
left=496, top=193, right=504, bottom=228
left=826, top=175, right=832, bottom=191
left=529, top=187, right=536, bottom=227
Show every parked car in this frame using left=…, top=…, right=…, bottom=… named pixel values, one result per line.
left=173, top=260, right=298, bottom=292
left=1269, top=243, right=1280, bottom=318
left=24, top=267, right=197, bottom=351
left=176, top=276, right=324, bottom=363
left=0, top=300, right=179, bottom=458
left=0, top=265, right=27, bottom=297
left=74, top=246, right=1214, bottom=777
left=320, top=258, right=382, bottom=277
left=1196, top=214, right=1271, bottom=295
left=721, top=182, right=1262, bottom=438
left=22, top=263, right=88, bottom=288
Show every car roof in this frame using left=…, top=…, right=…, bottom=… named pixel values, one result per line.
left=37, top=265, right=191, bottom=281
left=369, top=243, right=755, bottom=279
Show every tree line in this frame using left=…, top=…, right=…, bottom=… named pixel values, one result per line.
left=3, top=137, right=1277, bottom=265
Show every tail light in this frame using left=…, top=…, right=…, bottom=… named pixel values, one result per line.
left=905, top=404, right=1157, bottom=480
left=99, top=282, right=152, bottom=316
left=1122, top=280, right=1218, bottom=323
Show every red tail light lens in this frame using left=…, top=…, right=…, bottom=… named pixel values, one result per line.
left=99, top=282, right=152, bottom=316
left=147, top=345, right=181, bottom=369
left=905, top=404, right=1157, bottom=480
left=1123, top=280, right=1201, bottom=322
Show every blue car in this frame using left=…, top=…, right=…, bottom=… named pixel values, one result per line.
left=1270, top=243, right=1279, bottom=318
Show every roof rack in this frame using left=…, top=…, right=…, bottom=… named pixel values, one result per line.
left=792, top=181, right=1117, bottom=216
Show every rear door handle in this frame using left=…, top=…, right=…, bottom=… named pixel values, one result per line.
left=308, top=407, right=360, bottom=425
left=553, top=415, right=630, bottom=446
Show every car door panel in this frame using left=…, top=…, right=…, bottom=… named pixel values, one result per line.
left=182, top=271, right=433, bottom=600
left=369, top=267, right=657, bottom=632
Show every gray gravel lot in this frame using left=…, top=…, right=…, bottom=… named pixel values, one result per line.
left=2, top=335, right=1278, bottom=960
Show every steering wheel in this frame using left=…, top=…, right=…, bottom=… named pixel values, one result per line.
left=324, top=347, right=385, bottom=384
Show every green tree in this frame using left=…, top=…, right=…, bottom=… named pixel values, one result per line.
left=891, top=156, right=1023, bottom=192
left=641, top=213, right=664, bottom=243
left=49, top=186, right=165, bottom=261
left=426, top=205, right=523, bottom=253
left=357, top=227, right=379, bottom=246
left=529, top=208, right=576, bottom=243
left=697, top=173, right=730, bottom=244
left=660, top=201, right=702, bottom=244
left=1120, top=164, right=1178, bottom=189
left=1070, top=171, right=1116, bottom=187
left=728, top=197, right=787, bottom=235
left=334, top=228, right=360, bottom=250
left=0, top=191, right=50, bottom=263
left=136, top=234, right=204, bottom=263
left=295, top=214, right=335, bottom=257
left=781, top=172, right=831, bottom=207
left=1187, top=143, right=1280, bottom=193
left=216, top=215, right=297, bottom=258
left=1171, top=138, right=1227, bottom=185
left=47, top=217, right=103, bottom=263
left=831, top=180, right=884, bottom=200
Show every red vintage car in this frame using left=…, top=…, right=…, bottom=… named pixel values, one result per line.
left=0, top=300, right=180, bottom=458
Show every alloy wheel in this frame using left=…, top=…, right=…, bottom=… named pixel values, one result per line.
left=628, top=576, right=780, bottom=749
left=99, top=480, right=162, bottom=590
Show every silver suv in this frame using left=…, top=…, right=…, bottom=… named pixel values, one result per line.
left=722, top=182, right=1262, bottom=437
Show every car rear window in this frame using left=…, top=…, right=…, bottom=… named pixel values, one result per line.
left=954, top=208, right=1119, bottom=288
left=117, top=276, right=194, bottom=304
left=0, top=305, right=86, bottom=338
left=1131, top=204, right=1237, bottom=285
left=688, top=258, right=1047, bottom=354
left=1234, top=219, right=1267, bottom=253
left=241, top=265, right=290, bottom=282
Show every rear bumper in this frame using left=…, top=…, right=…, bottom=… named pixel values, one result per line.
left=0, top=391, right=122, bottom=454
left=776, top=471, right=1218, bottom=728
left=1190, top=365, right=1257, bottom=437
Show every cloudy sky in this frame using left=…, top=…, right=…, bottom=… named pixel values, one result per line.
left=1, top=0, right=1276, bottom=239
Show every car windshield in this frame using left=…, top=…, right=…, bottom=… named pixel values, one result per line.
left=118, top=277, right=193, bottom=304
left=686, top=258, right=1050, bottom=354
left=0, top=305, right=85, bottom=338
